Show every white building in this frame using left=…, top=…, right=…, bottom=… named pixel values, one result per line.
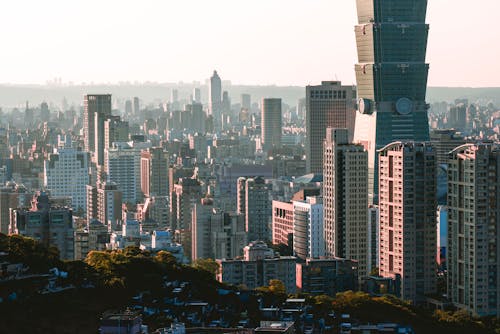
left=44, top=136, right=90, bottom=213
left=292, top=196, right=325, bottom=259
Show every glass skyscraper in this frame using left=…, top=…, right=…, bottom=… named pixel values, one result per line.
left=353, top=0, right=430, bottom=203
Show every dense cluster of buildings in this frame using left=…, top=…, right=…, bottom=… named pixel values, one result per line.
left=0, top=0, right=498, bottom=323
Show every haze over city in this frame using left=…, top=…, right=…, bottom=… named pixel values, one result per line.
left=1, top=0, right=499, bottom=86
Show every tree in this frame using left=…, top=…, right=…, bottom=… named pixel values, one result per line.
left=268, top=279, right=286, bottom=295
left=155, top=251, right=177, bottom=267
left=192, top=258, right=219, bottom=277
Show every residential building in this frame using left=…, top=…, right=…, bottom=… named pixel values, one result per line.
left=141, top=147, right=168, bottom=197
left=378, top=142, right=437, bottom=303
left=293, top=196, right=325, bottom=260
left=238, top=177, right=271, bottom=242
left=272, top=200, right=294, bottom=247
left=323, top=128, right=369, bottom=276
left=447, top=143, right=500, bottom=316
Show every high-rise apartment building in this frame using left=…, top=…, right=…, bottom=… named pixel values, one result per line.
left=323, top=128, right=368, bottom=276
left=353, top=0, right=431, bottom=203
left=430, top=129, right=466, bottom=166
left=84, top=94, right=112, bottom=166
left=306, top=81, right=356, bottom=174
left=104, top=117, right=129, bottom=150
left=447, top=144, right=499, bottom=316
left=261, top=98, right=282, bottom=152
left=271, top=200, right=294, bottom=246
left=105, top=143, right=142, bottom=204
left=378, top=142, right=437, bottom=303
left=44, top=138, right=90, bottom=213
left=96, top=181, right=122, bottom=228
left=238, top=177, right=271, bottom=242
left=140, top=147, right=168, bottom=198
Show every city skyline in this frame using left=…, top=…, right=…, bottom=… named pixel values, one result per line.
left=1, top=0, right=499, bottom=87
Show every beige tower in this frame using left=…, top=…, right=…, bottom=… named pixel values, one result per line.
left=323, top=128, right=369, bottom=276
left=378, top=142, right=437, bottom=303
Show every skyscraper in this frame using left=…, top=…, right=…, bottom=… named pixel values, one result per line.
left=140, top=147, right=169, bottom=198
left=378, top=141, right=437, bottom=303
left=323, top=128, right=369, bottom=276
left=306, top=81, right=356, bottom=174
left=238, top=176, right=271, bottom=242
left=353, top=0, right=431, bottom=203
left=84, top=94, right=112, bottom=166
left=209, top=70, right=222, bottom=130
left=447, top=144, right=500, bottom=316
left=261, top=98, right=282, bottom=152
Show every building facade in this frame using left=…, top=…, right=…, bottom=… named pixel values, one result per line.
left=261, top=98, right=282, bottom=152
left=447, top=144, right=500, bottom=316
left=306, top=81, right=356, bottom=174
left=323, top=128, right=369, bottom=276
left=378, top=141, right=437, bottom=303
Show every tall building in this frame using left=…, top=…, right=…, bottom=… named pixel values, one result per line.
left=306, top=81, right=356, bottom=173
left=378, top=142, right=437, bottom=303
left=97, top=181, right=122, bottom=228
left=241, top=94, right=251, bottom=111
left=447, top=144, right=500, bottom=316
left=140, top=147, right=168, bottom=198
left=133, top=97, right=140, bottom=114
left=192, top=198, right=247, bottom=261
left=293, top=196, right=325, bottom=260
left=10, top=192, right=74, bottom=259
left=209, top=70, right=222, bottom=130
left=40, top=102, right=50, bottom=122
left=105, top=143, right=142, bottom=204
left=353, top=0, right=431, bottom=203
left=323, top=128, right=369, bottom=276
left=193, top=87, right=201, bottom=103
left=84, top=94, right=112, bottom=166
left=261, top=98, right=282, bottom=152
left=238, top=177, right=271, bottom=242
left=104, top=117, right=129, bottom=150
left=44, top=138, right=90, bottom=213
left=367, top=205, right=380, bottom=273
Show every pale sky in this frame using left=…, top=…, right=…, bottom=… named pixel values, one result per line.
left=0, top=0, right=498, bottom=87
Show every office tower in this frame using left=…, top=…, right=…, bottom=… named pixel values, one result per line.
left=140, top=147, right=168, bottom=198
left=0, top=186, right=19, bottom=234
left=261, top=98, right=282, bottom=152
left=209, top=70, right=222, bottom=129
left=84, top=94, right=112, bottom=166
left=193, top=87, right=201, bottom=103
left=40, top=101, right=50, bottom=122
left=105, top=143, right=141, bottom=204
left=192, top=198, right=247, bottom=261
left=367, top=205, right=380, bottom=274
left=306, top=81, right=356, bottom=174
left=96, top=181, right=122, bottom=229
left=430, top=129, right=466, bottom=166
left=10, top=192, right=74, bottom=259
left=448, top=144, right=500, bottom=316
left=44, top=138, right=90, bottom=213
left=353, top=0, right=431, bottom=204
left=241, top=94, right=251, bottom=111
left=271, top=200, right=294, bottom=246
left=378, top=142, right=437, bottom=303
left=296, top=258, right=358, bottom=296
left=239, top=177, right=271, bottom=241
left=323, top=128, right=369, bottom=276
left=104, top=117, right=129, bottom=150
left=217, top=241, right=297, bottom=293
left=293, top=196, right=325, bottom=260
left=125, top=100, right=133, bottom=115
left=133, top=97, right=140, bottom=114
left=86, top=184, right=98, bottom=224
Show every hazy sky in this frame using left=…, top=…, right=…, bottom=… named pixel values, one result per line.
left=0, top=0, right=498, bottom=87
